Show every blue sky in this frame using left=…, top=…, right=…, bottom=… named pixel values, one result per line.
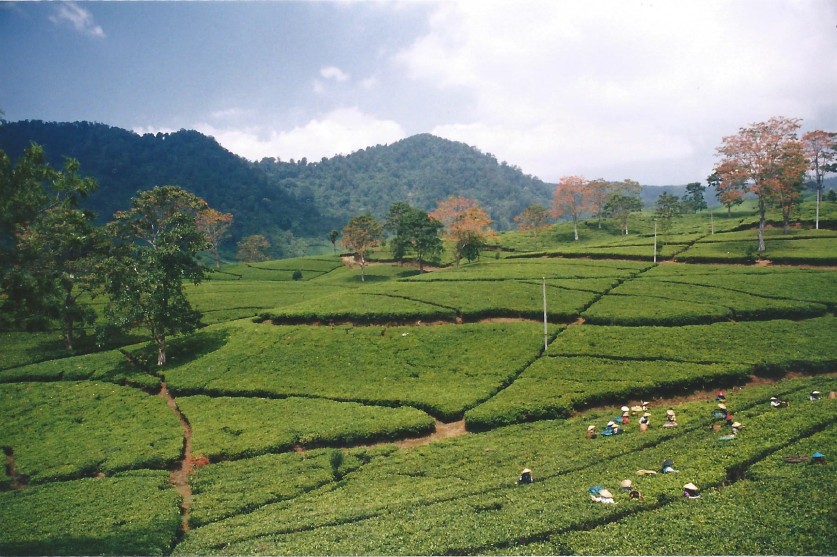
left=2, top=1, right=836, bottom=185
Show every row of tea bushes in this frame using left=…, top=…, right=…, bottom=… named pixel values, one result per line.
left=464, top=357, right=751, bottom=430
left=206, top=257, right=344, bottom=282
left=179, top=383, right=836, bottom=555
left=188, top=448, right=385, bottom=527
left=405, top=257, right=650, bottom=281
left=163, top=321, right=552, bottom=421
left=0, top=348, right=161, bottom=391
left=0, top=382, right=182, bottom=484
left=176, top=377, right=833, bottom=553
left=179, top=395, right=435, bottom=461
left=552, top=316, right=837, bottom=375
left=0, top=471, right=181, bottom=556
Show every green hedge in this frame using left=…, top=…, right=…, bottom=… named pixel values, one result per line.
left=552, top=316, right=837, bottom=375
left=163, top=321, right=552, bottom=420
left=0, top=382, right=182, bottom=483
left=465, top=357, right=751, bottom=430
left=0, top=472, right=181, bottom=556
left=176, top=379, right=836, bottom=555
left=179, top=394, right=435, bottom=460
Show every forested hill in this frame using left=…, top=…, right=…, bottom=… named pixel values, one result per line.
left=0, top=120, right=328, bottom=243
left=255, top=134, right=552, bottom=230
left=0, top=121, right=551, bottom=242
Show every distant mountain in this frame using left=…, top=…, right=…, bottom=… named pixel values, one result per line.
left=0, top=122, right=553, bottom=247
left=256, top=133, right=552, bottom=230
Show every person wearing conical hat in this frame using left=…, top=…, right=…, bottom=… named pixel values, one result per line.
left=683, top=482, right=701, bottom=499
left=811, top=452, right=825, bottom=465
left=585, top=424, right=598, bottom=439
left=662, top=459, right=677, bottom=474
left=662, top=409, right=677, bottom=428
left=770, top=396, right=789, bottom=408
left=639, top=412, right=651, bottom=432
left=809, top=390, right=821, bottom=401
left=712, top=403, right=727, bottom=420
left=602, top=420, right=622, bottom=436
left=518, top=468, right=533, bottom=484
left=590, top=488, right=616, bottom=504
left=731, top=421, right=744, bottom=434
left=620, top=406, right=631, bottom=425
left=620, top=479, right=633, bottom=490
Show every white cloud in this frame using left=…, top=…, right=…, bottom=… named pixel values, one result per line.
left=193, top=107, right=406, bottom=162
left=320, top=66, right=350, bottom=82
left=395, top=0, right=837, bottom=184
left=49, top=2, right=105, bottom=38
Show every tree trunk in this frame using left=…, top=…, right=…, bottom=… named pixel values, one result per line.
left=213, top=245, right=221, bottom=268
left=156, top=334, right=166, bottom=366
left=757, top=199, right=767, bottom=253
left=359, top=254, right=366, bottom=282
left=62, top=291, right=74, bottom=351
left=572, top=217, right=579, bottom=241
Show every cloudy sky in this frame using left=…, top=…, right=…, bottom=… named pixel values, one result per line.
left=2, top=0, right=835, bottom=185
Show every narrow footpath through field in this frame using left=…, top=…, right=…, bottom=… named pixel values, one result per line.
left=159, top=382, right=194, bottom=534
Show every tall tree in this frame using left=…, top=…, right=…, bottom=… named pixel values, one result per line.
left=328, top=230, right=340, bottom=254
left=341, top=214, right=383, bottom=281
left=713, top=116, right=807, bottom=251
left=103, top=186, right=209, bottom=366
left=708, top=171, right=744, bottom=215
left=14, top=207, right=106, bottom=350
left=386, top=204, right=443, bottom=272
left=196, top=207, right=233, bottom=268
left=603, top=179, right=642, bottom=235
left=654, top=192, right=683, bottom=240
left=236, top=234, right=271, bottom=262
left=801, top=130, right=837, bottom=230
left=551, top=176, right=591, bottom=241
left=681, top=182, right=708, bottom=213
left=429, top=195, right=495, bottom=266
left=514, top=204, right=551, bottom=246
left=0, top=148, right=99, bottom=339
left=587, top=179, right=612, bottom=228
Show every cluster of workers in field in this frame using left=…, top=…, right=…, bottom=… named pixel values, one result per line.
left=516, top=389, right=829, bottom=503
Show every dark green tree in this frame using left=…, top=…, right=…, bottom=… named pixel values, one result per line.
left=14, top=207, right=107, bottom=349
left=387, top=204, right=443, bottom=271
left=654, top=192, right=683, bottom=241
left=0, top=147, right=99, bottom=338
left=103, top=186, right=209, bottom=366
left=328, top=230, right=340, bottom=254
left=681, top=182, right=708, bottom=213
left=603, top=180, right=642, bottom=235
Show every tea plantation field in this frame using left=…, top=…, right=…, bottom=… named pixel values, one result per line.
left=1, top=218, right=836, bottom=555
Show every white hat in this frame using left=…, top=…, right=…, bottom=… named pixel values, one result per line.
left=717, top=403, right=727, bottom=410
left=770, top=396, right=778, bottom=401
left=683, top=482, right=699, bottom=491
left=812, top=390, right=820, bottom=394
left=607, top=421, right=616, bottom=427
left=599, top=489, right=613, bottom=498
left=587, top=425, right=596, bottom=431
left=643, top=412, right=651, bottom=417
left=621, top=406, right=630, bottom=412
left=666, top=410, right=675, bottom=416
left=732, top=422, right=743, bottom=428
left=522, top=468, right=531, bottom=474
left=620, top=479, right=633, bottom=488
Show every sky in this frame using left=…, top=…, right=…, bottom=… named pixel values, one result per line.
left=1, top=0, right=836, bottom=186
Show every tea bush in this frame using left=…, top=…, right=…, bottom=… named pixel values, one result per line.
left=0, top=382, right=182, bottom=483
left=179, top=394, right=435, bottom=460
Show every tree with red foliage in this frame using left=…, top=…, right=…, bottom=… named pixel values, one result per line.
left=712, top=116, right=807, bottom=252
left=801, top=130, right=837, bottom=230
left=551, top=176, right=592, bottom=241
left=429, top=195, right=495, bottom=265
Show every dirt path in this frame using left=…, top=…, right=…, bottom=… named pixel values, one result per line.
left=3, top=447, right=26, bottom=490
left=159, top=382, right=194, bottom=533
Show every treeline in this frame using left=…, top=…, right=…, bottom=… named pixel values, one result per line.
left=256, top=133, right=552, bottom=231
left=0, top=123, right=553, bottom=257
